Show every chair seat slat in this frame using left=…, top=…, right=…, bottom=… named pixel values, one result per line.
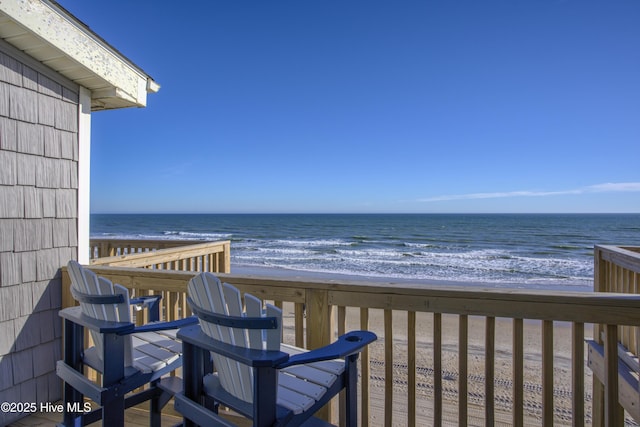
left=279, top=372, right=328, bottom=400
left=282, top=365, right=339, bottom=388
left=134, top=330, right=182, bottom=353
left=276, top=386, right=316, bottom=414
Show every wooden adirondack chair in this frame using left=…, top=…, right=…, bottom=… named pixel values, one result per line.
left=56, top=260, right=197, bottom=427
left=174, top=272, right=377, bottom=427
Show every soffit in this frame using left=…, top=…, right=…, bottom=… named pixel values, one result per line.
left=0, top=0, right=159, bottom=111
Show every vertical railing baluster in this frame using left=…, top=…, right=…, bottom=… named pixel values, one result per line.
left=485, top=316, right=495, bottom=426
left=360, top=307, right=370, bottom=427
left=433, top=313, right=442, bottom=427
left=408, top=311, right=416, bottom=427
left=459, top=314, right=468, bottom=427
left=513, top=318, right=524, bottom=427
left=572, top=322, right=585, bottom=427
left=542, top=320, right=554, bottom=426
left=384, top=309, right=393, bottom=427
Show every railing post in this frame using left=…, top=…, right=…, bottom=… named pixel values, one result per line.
left=61, top=267, right=74, bottom=310
left=592, top=246, right=607, bottom=427
left=222, top=241, right=231, bottom=273
left=604, top=324, right=624, bottom=426
left=305, top=288, right=334, bottom=422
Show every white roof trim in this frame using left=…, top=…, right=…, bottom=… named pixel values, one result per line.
left=0, top=0, right=159, bottom=110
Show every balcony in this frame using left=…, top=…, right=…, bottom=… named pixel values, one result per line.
left=26, top=241, right=640, bottom=426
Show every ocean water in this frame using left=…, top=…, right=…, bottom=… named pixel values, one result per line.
left=91, top=213, right=640, bottom=291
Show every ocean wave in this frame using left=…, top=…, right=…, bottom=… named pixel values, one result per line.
left=163, top=231, right=233, bottom=239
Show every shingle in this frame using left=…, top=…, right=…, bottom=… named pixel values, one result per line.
left=59, top=159, right=71, bottom=188
left=38, top=95, right=56, bottom=127
left=21, top=251, right=36, bottom=283
left=41, top=189, right=56, bottom=217
left=40, top=219, right=53, bottom=249
left=54, top=99, right=77, bottom=131
left=36, top=157, right=60, bottom=188
left=67, top=219, right=78, bottom=247
left=12, top=348, right=33, bottom=383
left=0, top=82, right=8, bottom=117
left=47, top=278, right=62, bottom=311
left=0, top=117, right=17, bottom=151
left=37, top=311, right=55, bottom=344
left=70, top=161, right=78, bottom=189
left=16, top=153, right=37, bottom=186
left=55, top=189, right=76, bottom=218
left=0, top=185, right=23, bottom=218
left=18, top=283, right=34, bottom=317
left=0, top=150, right=16, bottom=185
left=23, top=186, right=42, bottom=219
left=62, top=86, right=78, bottom=103
left=0, top=287, right=19, bottom=321
left=0, top=321, right=16, bottom=356
left=9, top=85, right=38, bottom=123
left=43, top=126, right=61, bottom=158
left=38, top=73, right=62, bottom=98
left=53, top=218, right=69, bottom=247
left=14, top=220, right=38, bottom=252
left=0, top=252, right=20, bottom=287
left=36, top=248, right=60, bottom=281
left=32, top=280, right=51, bottom=313
left=0, top=220, right=13, bottom=251
left=22, top=65, right=38, bottom=91
left=59, top=130, right=76, bottom=160
left=0, top=354, right=14, bottom=390
left=17, top=121, right=43, bottom=155
left=14, top=314, right=40, bottom=351
left=0, top=51, right=22, bottom=86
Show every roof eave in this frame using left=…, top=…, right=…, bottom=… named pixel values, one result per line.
left=0, top=0, right=159, bottom=111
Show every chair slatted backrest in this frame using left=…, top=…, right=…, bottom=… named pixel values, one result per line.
left=187, top=272, right=282, bottom=404
left=67, top=260, right=134, bottom=367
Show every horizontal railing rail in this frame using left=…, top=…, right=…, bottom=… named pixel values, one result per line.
left=90, top=238, right=215, bottom=259
left=61, top=262, right=640, bottom=426
left=89, top=239, right=231, bottom=272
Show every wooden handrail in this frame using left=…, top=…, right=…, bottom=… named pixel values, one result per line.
left=61, top=258, right=640, bottom=426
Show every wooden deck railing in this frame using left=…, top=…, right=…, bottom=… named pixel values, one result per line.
left=89, top=239, right=231, bottom=273
left=90, top=238, right=215, bottom=259
left=592, top=245, right=640, bottom=426
left=61, top=253, right=640, bottom=426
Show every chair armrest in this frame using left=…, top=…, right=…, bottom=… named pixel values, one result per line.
left=130, top=295, right=162, bottom=321
left=178, top=324, right=290, bottom=367
left=277, top=330, right=377, bottom=369
left=59, top=306, right=135, bottom=334
left=128, top=316, right=199, bottom=334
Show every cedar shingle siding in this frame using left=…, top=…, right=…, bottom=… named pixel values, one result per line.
left=0, top=44, right=79, bottom=426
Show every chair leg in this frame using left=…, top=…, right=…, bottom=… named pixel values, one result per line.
left=150, top=380, right=161, bottom=427
left=101, top=333, right=126, bottom=427
left=62, top=319, right=84, bottom=427
left=345, top=354, right=359, bottom=427
left=253, top=367, right=278, bottom=427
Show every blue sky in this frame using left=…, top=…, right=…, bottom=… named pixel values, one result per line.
left=60, top=0, right=640, bottom=214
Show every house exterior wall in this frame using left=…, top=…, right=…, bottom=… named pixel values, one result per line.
left=0, top=41, right=79, bottom=426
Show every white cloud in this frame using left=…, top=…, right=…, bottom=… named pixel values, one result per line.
left=418, top=182, right=640, bottom=203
